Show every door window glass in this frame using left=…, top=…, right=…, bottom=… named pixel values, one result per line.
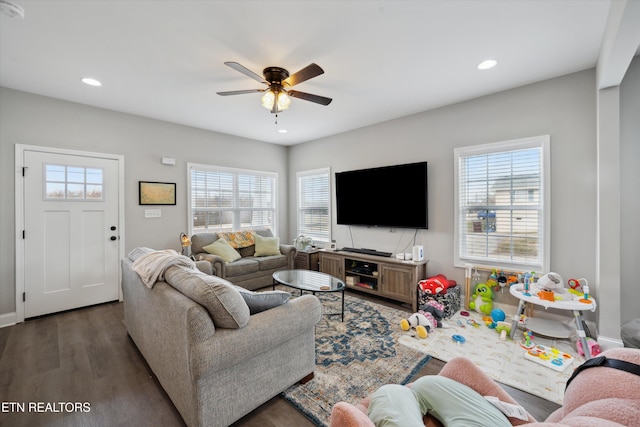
left=45, top=164, right=104, bottom=200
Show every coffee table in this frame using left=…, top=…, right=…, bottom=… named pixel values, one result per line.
left=273, top=269, right=346, bottom=321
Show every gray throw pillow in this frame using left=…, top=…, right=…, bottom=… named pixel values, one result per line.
left=233, top=285, right=291, bottom=314
left=164, top=266, right=250, bottom=329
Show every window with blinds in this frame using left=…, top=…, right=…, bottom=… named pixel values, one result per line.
left=454, top=135, right=550, bottom=271
left=188, top=164, right=277, bottom=233
left=297, top=168, right=330, bottom=243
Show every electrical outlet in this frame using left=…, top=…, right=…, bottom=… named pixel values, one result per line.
left=144, top=209, right=161, bottom=218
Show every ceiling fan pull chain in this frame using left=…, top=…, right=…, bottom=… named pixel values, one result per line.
left=275, top=113, right=278, bottom=125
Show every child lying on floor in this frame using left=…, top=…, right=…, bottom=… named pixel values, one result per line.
left=367, top=375, right=517, bottom=427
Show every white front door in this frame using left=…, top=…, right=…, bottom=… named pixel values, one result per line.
left=21, top=149, right=121, bottom=318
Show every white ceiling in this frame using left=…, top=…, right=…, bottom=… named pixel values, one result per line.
left=0, top=0, right=626, bottom=145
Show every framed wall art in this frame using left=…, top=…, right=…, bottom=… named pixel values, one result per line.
left=139, top=181, right=176, bottom=205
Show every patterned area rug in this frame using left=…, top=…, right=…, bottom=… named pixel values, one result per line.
left=398, top=310, right=584, bottom=404
left=280, top=291, right=431, bottom=427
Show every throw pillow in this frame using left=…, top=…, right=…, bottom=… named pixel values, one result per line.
left=202, top=238, right=241, bottom=263
left=164, top=266, right=250, bottom=329
left=254, top=233, right=281, bottom=257
left=233, top=285, right=291, bottom=314
left=217, top=231, right=255, bottom=249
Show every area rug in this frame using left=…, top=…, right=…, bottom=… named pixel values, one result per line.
left=280, top=291, right=431, bottom=427
left=398, top=310, right=585, bottom=405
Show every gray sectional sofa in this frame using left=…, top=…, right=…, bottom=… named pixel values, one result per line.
left=191, top=229, right=296, bottom=290
left=122, top=248, right=321, bottom=427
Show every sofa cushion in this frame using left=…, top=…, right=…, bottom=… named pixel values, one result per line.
left=203, top=238, right=241, bottom=263
left=164, top=266, right=250, bottom=329
left=218, top=231, right=255, bottom=248
left=233, top=285, right=291, bottom=314
left=254, top=233, right=281, bottom=257
left=127, top=246, right=155, bottom=262
left=224, top=257, right=260, bottom=277
left=256, top=255, right=288, bottom=271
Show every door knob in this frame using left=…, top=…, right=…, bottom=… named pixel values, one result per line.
left=110, top=236, right=117, bottom=241
left=110, top=226, right=117, bottom=231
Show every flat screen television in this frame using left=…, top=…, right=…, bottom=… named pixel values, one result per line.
left=335, top=161, right=428, bottom=229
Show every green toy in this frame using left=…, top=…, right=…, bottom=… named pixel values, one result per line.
left=469, top=283, right=493, bottom=315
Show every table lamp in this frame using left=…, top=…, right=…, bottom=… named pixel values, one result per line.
left=180, top=232, right=191, bottom=256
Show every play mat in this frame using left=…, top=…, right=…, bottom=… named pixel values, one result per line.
left=398, top=310, right=585, bottom=404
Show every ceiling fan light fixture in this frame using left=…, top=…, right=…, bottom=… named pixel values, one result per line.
left=261, top=90, right=275, bottom=109
left=277, top=91, right=291, bottom=110
left=261, top=87, right=291, bottom=112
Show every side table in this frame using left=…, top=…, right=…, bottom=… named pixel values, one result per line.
left=294, top=249, right=320, bottom=271
left=509, top=284, right=597, bottom=360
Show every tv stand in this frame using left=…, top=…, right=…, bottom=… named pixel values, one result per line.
left=319, top=250, right=428, bottom=311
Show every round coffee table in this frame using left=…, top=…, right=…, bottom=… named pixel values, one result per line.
left=273, top=269, right=345, bottom=321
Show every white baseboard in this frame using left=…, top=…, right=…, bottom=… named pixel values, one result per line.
left=0, top=312, right=17, bottom=328
left=597, top=335, right=624, bottom=351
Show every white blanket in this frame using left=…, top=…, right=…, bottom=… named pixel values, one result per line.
left=132, top=249, right=196, bottom=288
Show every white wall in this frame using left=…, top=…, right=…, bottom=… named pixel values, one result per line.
left=620, top=56, right=640, bottom=325
left=0, top=88, right=289, bottom=317
left=289, top=69, right=600, bottom=320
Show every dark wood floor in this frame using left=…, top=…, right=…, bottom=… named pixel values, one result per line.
left=0, top=293, right=560, bottom=427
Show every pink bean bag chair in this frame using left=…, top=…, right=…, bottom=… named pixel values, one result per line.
left=330, top=348, right=640, bottom=427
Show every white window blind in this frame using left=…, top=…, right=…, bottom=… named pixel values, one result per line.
left=297, top=168, right=330, bottom=243
left=188, top=164, right=277, bottom=234
left=454, top=136, right=550, bottom=272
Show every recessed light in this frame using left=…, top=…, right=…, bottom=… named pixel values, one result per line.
left=477, top=59, right=497, bottom=70
left=81, top=77, right=102, bottom=87
left=278, top=129, right=288, bottom=134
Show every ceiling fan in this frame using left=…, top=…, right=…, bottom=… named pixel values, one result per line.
left=217, top=62, right=332, bottom=114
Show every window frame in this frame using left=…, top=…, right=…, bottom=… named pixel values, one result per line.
left=296, top=167, right=331, bottom=244
left=453, top=135, right=550, bottom=272
left=187, top=163, right=278, bottom=236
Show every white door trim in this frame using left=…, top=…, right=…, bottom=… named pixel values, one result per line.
left=14, top=144, right=125, bottom=323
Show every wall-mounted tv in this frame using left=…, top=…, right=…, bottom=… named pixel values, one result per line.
left=335, top=161, right=428, bottom=229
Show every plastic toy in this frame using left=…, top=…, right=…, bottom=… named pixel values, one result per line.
left=452, top=334, right=466, bottom=344
left=466, top=319, right=481, bottom=328
left=495, top=321, right=511, bottom=336
left=576, top=337, right=601, bottom=357
left=524, top=344, right=574, bottom=372
left=520, top=330, right=535, bottom=349
left=567, top=278, right=584, bottom=293
left=522, top=272, right=532, bottom=296
left=538, top=289, right=555, bottom=301
left=579, top=283, right=591, bottom=304
left=491, top=308, right=506, bottom=322
left=487, top=269, right=498, bottom=291
left=469, top=283, right=493, bottom=315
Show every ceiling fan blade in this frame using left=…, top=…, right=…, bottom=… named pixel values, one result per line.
left=217, top=89, right=265, bottom=96
left=283, top=63, right=324, bottom=87
left=288, top=90, right=332, bottom=106
left=224, top=62, right=268, bottom=85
